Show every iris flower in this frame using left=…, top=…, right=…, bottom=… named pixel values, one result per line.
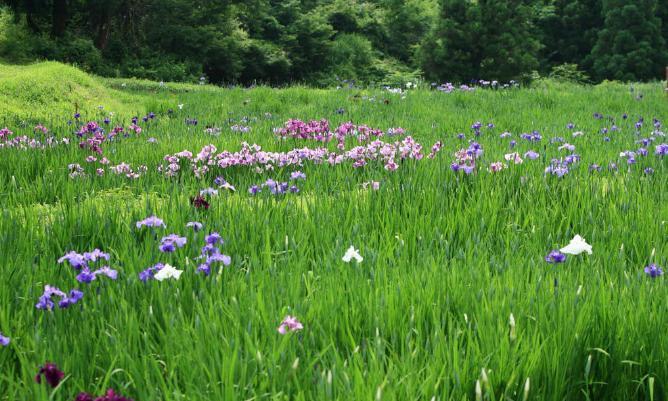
left=277, top=315, right=303, bottom=334
left=153, top=264, right=183, bottom=281
left=560, top=235, right=593, bottom=255
left=136, top=216, right=166, bottom=229
left=35, top=363, right=64, bottom=388
left=644, top=264, right=663, bottom=278
left=342, top=246, right=363, bottom=263
left=545, top=250, right=566, bottom=263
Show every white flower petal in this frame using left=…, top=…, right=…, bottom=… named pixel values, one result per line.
left=342, top=246, right=363, bottom=263
left=560, top=234, right=593, bottom=255
left=154, top=264, right=183, bottom=281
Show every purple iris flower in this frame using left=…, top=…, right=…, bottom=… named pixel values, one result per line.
left=58, top=251, right=87, bottom=269
left=159, top=234, right=187, bottom=253
left=205, top=232, right=222, bottom=245
left=248, top=185, right=261, bottom=195
left=139, top=263, right=164, bottom=282
left=644, top=264, right=663, bottom=278
left=0, top=332, right=9, bottom=346
left=58, top=290, right=84, bottom=308
left=186, top=221, right=204, bottom=231
left=644, top=167, right=654, bottom=175
left=83, top=249, right=110, bottom=262
left=36, top=285, right=82, bottom=310
left=197, top=263, right=211, bottom=275
left=524, top=150, right=539, bottom=160
left=214, top=176, right=227, bottom=186
left=656, top=144, right=668, bottom=156
left=290, top=171, right=306, bottom=181
left=136, top=216, right=166, bottom=229
left=207, top=253, right=231, bottom=266
left=545, top=250, right=566, bottom=263
left=289, top=185, right=300, bottom=193
left=94, top=266, right=118, bottom=280
left=76, top=268, right=97, bottom=283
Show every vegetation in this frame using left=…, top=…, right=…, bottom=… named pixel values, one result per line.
left=0, top=0, right=665, bottom=85
left=0, top=62, right=666, bottom=400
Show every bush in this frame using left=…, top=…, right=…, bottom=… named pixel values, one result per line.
left=549, top=63, right=590, bottom=84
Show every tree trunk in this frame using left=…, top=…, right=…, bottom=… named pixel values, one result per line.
left=95, top=9, right=112, bottom=50
left=25, top=0, right=40, bottom=33
left=52, top=0, right=68, bottom=37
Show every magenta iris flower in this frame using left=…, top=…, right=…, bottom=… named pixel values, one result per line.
left=277, top=315, right=303, bottom=334
left=76, top=389, right=134, bottom=401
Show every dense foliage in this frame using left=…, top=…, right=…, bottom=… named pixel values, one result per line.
left=0, top=0, right=666, bottom=84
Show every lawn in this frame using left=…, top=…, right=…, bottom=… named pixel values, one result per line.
left=0, top=62, right=667, bottom=401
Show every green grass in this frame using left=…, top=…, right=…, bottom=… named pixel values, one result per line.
left=0, top=62, right=667, bottom=401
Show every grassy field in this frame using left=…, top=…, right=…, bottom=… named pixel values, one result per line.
left=0, top=62, right=667, bottom=401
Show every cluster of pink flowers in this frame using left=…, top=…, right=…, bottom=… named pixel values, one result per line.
left=0, top=125, right=72, bottom=150
left=0, top=135, right=70, bottom=150
left=69, top=157, right=146, bottom=179
left=450, top=142, right=483, bottom=174
left=274, top=119, right=330, bottom=140
left=273, top=119, right=406, bottom=149
left=159, top=136, right=440, bottom=178
left=0, top=127, right=13, bottom=140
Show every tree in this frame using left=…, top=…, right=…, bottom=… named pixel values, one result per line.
left=590, top=0, right=666, bottom=81
left=538, top=0, right=604, bottom=74
left=477, top=0, right=541, bottom=81
left=419, top=0, right=480, bottom=82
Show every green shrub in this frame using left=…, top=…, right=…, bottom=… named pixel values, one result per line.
left=549, top=63, right=591, bottom=84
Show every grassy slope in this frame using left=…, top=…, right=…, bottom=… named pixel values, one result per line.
left=0, top=62, right=667, bottom=401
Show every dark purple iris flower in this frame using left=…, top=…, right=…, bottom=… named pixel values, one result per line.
left=35, top=363, right=65, bottom=388
left=191, top=195, right=210, bottom=210
left=76, top=389, right=134, bottom=401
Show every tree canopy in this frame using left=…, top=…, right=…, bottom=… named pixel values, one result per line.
left=0, top=0, right=666, bottom=84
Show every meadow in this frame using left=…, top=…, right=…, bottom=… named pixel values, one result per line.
left=0, top=62, right=667, bottom=401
